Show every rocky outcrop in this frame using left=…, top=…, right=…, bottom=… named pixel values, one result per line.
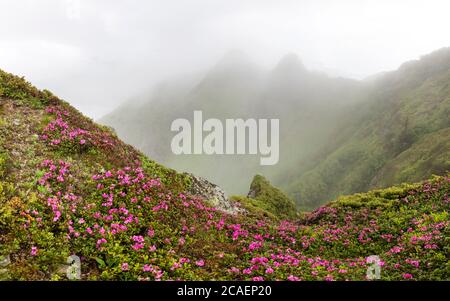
left=186, top=173, right=245, bottom=215
left=246, top=175, right=298, bottom=219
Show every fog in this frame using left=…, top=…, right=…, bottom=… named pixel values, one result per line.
left=1, top=0, right=450, bottom=118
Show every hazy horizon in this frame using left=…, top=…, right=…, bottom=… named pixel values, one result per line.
left=1, top=0, right=450, bottom=118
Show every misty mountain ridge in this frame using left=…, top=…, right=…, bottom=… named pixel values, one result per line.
left=100, top=47, right=450, bottom=210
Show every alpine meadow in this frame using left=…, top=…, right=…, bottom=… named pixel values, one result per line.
left=0, top=0, right=449, bottom=286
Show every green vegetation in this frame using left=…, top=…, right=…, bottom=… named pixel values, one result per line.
left=0, top=69, right=56, bottom=108
left=0, top=151, right=8, bottom=179
left=230, top=195, right=277, bottom=220
left=100, top=48, right=450, bottom=210
left=140, top=156, right=192, bottom=190
left=0, top=65, right=448, bottom=281
left=283, top=48, right=450, bottom=209
left=243, top=175, right=298, bottom=219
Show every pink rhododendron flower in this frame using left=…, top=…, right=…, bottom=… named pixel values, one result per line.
left=132, top=235, right=145, bottom=243
left=121, top=263, right=129, bottom=271
left=229, top=267, right=240, bottom=274
left=147, top=228, right=155, bottom=237
left=389, top=246, right=403, bottom=254
left=287, top=275, right=301, bottom=281
left=96, top=238, right=107, bottom=249
left=132, top=243, right=144, bottom=251
left=195, top=260, right=205, bottom=267
left=325, top=275, right=334, bottom=281
left=403, top=273, right=413, bottom=279
left=180, top=258, right=190, bottom=264
left=53, top=210, right=61, bottom=222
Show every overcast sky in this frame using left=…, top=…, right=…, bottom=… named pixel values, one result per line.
left=1, top=0, right=450, bottom=118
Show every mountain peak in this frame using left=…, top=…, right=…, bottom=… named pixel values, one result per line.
left=272, top=53, right=306, bottom=78
left=194, top=50, right=261, bottom=93
left=218, top=49, right=251, bottom=65
left=209, top=49, right=256, bottom=74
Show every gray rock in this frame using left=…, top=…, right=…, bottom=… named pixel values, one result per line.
left=186, top=173, right=245, bottom=215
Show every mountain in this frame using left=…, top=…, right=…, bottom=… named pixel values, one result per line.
left=285, top=48, right=450, bottom=209
left=100, top=51, right=266, bottom=194
left=100, top=51, right=366, bottom=198
left=101, top=48, right=449, bottom=210
left=0, top=68, right=449, bottom=280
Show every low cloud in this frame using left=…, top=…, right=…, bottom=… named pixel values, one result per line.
left=1, top=0, right=450, bottom=118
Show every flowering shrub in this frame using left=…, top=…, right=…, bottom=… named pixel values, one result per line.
left=10, top=159, right=223, bottom=280
left=5, top=155, right=449, bottom=280
left=40, top=107, right=94, bottom=153
left=37, top=103, right=190, bottom=191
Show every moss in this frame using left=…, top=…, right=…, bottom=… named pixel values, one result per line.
left=230, top=195, right=277, bottom=220
left=246, top=175, right=298, bottom=219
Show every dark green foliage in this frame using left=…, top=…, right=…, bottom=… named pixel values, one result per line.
left=0, top=69, right=58, bottom=108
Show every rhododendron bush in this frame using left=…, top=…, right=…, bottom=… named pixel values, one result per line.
left=5, top=155, right=450, bottom=280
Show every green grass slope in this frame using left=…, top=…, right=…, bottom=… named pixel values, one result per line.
left=286, top=48, right=450, bottom=210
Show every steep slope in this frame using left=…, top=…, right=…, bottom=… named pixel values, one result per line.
left=1, top=69, right=449, bottom=281
left=287, top=48, right=450, bottom=209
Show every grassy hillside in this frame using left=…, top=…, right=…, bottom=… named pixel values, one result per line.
left=284, top=48, right=450, bottom=209
left=0, top=69, right=449, bottom=281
